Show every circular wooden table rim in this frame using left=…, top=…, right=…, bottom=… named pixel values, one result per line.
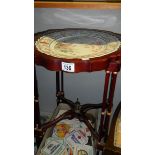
left=34, top=28, right=121, bottom=73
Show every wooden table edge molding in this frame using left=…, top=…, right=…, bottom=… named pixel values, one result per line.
left=34, top=2, right=121, bottom=9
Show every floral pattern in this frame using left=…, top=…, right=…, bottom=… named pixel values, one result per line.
left=35, top=30, right=120, bottom=60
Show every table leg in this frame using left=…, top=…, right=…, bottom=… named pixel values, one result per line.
left=56, top=71, right=64, bottom=105
left=98, top=71, right=110, bottom=141
left=56, top=71, right=60, bottom=105
left=103, top=72, right=118, bottom=142
left=34, top=66, right=41, bottom=147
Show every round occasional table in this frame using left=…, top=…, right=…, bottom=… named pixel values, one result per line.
left=34, top=28, right=121, bottom=150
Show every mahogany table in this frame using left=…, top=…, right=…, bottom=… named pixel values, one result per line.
left=34, top=28, right=121, bottom=151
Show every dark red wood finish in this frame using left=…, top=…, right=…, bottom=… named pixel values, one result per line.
left=34, top=28, right=121, bottom=73
left=34, top=29, right=121, bottom=151
left=103, top=72, right=118, bottom=142
left=98, top=71, right=110, bottom=140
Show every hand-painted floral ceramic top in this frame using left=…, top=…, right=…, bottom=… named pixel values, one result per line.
left=35, top=29, right=120, bottom=60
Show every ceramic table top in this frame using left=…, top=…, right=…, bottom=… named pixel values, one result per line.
left=35, top=29, right=120, bottom=60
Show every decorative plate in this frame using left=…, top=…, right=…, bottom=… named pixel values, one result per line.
left=35, top=29, right=120, bottom=60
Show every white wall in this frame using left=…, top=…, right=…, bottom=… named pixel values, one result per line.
left=34, top=8, right=121, bottom=115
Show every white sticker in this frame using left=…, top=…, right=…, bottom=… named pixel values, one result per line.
left=62, top=62, right=75, bottom=72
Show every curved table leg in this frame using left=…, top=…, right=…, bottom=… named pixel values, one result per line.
left=80, top=103, right=102, bottom=114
